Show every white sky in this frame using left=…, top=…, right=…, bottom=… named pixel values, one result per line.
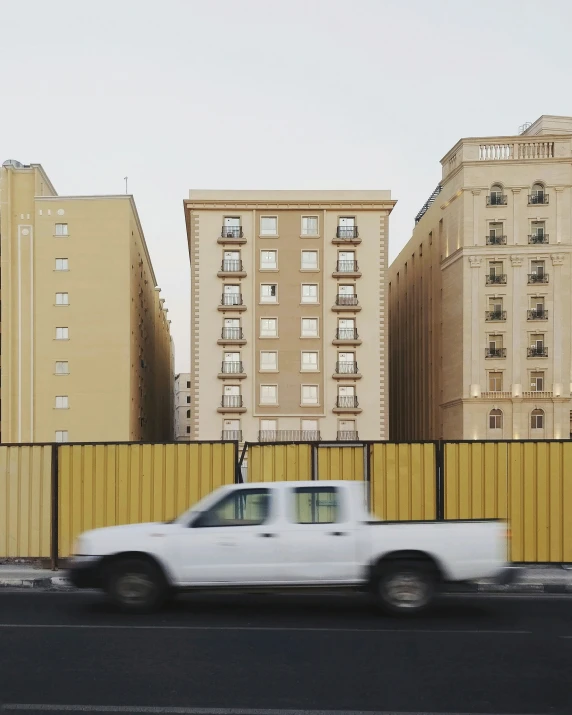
left=2, top=0, right=572, bottom=372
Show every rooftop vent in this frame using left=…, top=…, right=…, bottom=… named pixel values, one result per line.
left=519, top=122, right=532, bottom=135
left=2, top=159, right=24, bottom=168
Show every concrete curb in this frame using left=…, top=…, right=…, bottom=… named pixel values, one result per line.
left=0, top=575, right=73, bottom=590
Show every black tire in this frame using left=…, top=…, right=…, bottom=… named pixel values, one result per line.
left=373, top=560, right=436, bottom=615
left=105, top=557, right=166, bottom=614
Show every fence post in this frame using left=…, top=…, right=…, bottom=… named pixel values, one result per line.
left=237, top=442, right=248, bottom=483
left=50, top=444, right=59, bottom=570
left=311, top=443, right=318, bottom=480
left=436, top=440, right=445, bottom=521
left=364, top=442, right=371, bottom=511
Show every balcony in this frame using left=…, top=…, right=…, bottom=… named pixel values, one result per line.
left=485, top=348, right=506, bottom=359
left=258, top=430, right=321, bottom=442
left=485, top=310, right=507, bottom=321
left=218, top=395, right=246, bottom=413
left=218, top=226, right=246, bottom=245
left=333, top=328, right=361, bottom=346
left=480, top=391, right=512, bottom=398
left=333, top=226, right=361, bottom=244
left=528, top=193, right=549, bottom=205
left=333, top=260, right=361, bottom=278
left=217, top=260, right=246, bottom=278
left=527, top=346, right=548, bottom=358
left=337, top=431, right=359, bottom=441
left=221, top=429, right=242, bottom=441
left=333, top=396, right=361, bottom=414
left=521, top=391, right=553, bottom=399
left=218, top=294, right=246, bottom=312
left=217, top=327, right=246, bottom=346
left=485, top=274, right=506, bottom=285
left=333, top=294, right=361, bottom=312
left=486, top=194, right=507, bottom=206
left=486, top=235, right=506, bottom=245
left=333, top=361, right=361, bottom=379
left=528, top=273, right=549, bottom=284
left=528, top=234, right=549, bottom=245
left=218, top=361, right=247, bottom=379
left=527, top=309, right=548, bottom=321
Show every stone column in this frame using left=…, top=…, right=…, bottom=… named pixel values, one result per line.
left=512, top=188, right=521, bottom=245
left=469, top=256, right=482, bottom=396
left=510, top=255, right=524, bottom=396
left=472, top=190, right=480, bottom=246
left=555, top=187, right=564, bottom=244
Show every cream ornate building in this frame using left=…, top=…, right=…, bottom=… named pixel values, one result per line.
left=184, top=191, right=395, bottom=442
left=0, top=160, right=174, bottom=443
left=389, top=115, right=572, bottom=440
left=174, top=372, right=191, bottom=440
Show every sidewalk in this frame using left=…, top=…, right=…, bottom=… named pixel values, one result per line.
left=0, top=564, right=571, bottom=592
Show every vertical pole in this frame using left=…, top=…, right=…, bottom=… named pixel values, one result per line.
left=436, top=440, right=445, bottom=521
left=364, top=442, right=371, bottom=511
left=237, top=441, right=247, bottom=483
left=50, top=444, right=59, bottom=570
left=311, top=443, right=318, bottom=480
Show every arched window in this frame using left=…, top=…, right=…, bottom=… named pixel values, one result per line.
left=489, top=408, right=503, bottom=430
left=531, top=408, right=544, bottom=430
left=530, top=183, right=547, bottom=205
left=488, top=184, right=506, bottom=206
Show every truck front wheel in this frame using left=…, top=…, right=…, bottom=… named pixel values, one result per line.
left=374, top=560, right=436, bottom=615
left=105, top=557, right=166, bottom=614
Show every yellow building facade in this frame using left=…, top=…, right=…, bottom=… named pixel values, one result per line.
left=0, top=161, right=173, bottom=443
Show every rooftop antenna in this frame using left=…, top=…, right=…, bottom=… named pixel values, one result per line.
left=124, top=176, right=128, bottom=194
left=519, top=122, right=532, bottom=135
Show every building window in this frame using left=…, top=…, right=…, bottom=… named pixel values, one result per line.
left=530, top=220, right=547, bottom=244
left=260, top=318, right=278, bottom=337
left=186, top=426, right=191, bottom=434
left=529, top=183, right=548, bottom=205
left=260, top=385, right=278, bottom=405
left=301, top=251, right=318, bottom=270
left=260, top=351, right=278, bottom=371
left=55, top=361, right=69, bottom=375
left=487, top=222, right=505, bottom=245
left=260, top=284, right=278, bottom=303
left=301, top=318, right=318, bottom=337
left=489, top=409, right=503, bottom=430
left=530, top=371, right=545, bottom=392
left=55, top=430, right=69, bottom=443
left=301, top=384, right=319, bottom=405
left=301, top=284, right=318, bottom=304
left=486, top=335, right=504, bottom=358
left=531, top=409, right=544, bottom=430
left=301, top=351, right=319, bottom=371
left=55, top=396, right=69, bottom=409
left=186, top=409, right=191, bottom=418
left=186, top=381, right=190, bottom=388
left=55, top=223, right=68, bottom=236
left=222, top=217, right=242, bottom=238
left=337, top=216, right=357, bottom=239
left=55, top=292, right=69, bottom=306
left=55, top=258, right=68, bottom=271
left=488, top=372, right=503, bottom=392
left=186, top=396, right=191, bottom=403
left=301, top=216, right=319, bottom=236
left=260, top=250, right=277, bottom=270
left=55, top=327, right=69, bottom=340
left=337, top=318, right=356, bottom=340
left=260, top=216, right=278, bottom=236
left=487, top=184, right=506, bottom=206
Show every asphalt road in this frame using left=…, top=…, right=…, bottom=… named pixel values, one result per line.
left=0, top=591, right=571, bottom=715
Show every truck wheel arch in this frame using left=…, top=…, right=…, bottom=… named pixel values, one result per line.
left=368, top=550, right=445, bottom=584
left=99, top=551, right=172, bottom=588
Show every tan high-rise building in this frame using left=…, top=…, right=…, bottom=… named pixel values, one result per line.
left=389, top=116, right=572, bottom=441
left=184, top=191, right=395, bottom=443
left=0, top=160, right=174, bottom=443
left=174, top=372, right=191, bottom=440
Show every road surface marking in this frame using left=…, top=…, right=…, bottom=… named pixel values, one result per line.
left=0, top=707, right=550, bottom=715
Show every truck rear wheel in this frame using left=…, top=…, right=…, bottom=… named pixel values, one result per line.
left=105, top=557, right=166, bottom=614
left=374, top=560, right=435, bottom=615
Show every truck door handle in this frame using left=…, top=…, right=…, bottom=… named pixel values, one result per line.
left=330, top=531, right=347, bottom=536
left=259, top=533, right=277, bottom=538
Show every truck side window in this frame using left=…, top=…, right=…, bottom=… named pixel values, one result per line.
left=193, top=489, right=270, bottom=528
left=294, top=487, right=338, bottom=524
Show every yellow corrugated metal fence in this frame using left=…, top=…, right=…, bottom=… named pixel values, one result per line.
left=247, top=443, right=312, bottom=482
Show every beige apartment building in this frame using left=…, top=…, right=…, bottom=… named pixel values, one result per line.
left=389, top=115, right=572, bottom=441
left=174, top=372, right=191, bottom=440
left=184, top=191, right=395, bottom=442
left=0, top=160, right=174, bottom=443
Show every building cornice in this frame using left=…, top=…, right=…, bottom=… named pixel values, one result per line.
left=184, top=200, right=396, bottom=211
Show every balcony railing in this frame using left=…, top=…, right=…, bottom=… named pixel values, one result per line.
left=485, top=310, right=507, bottom=321
left=486, top=235, right=507, bottom=245
left=528, top=193, right=549, bottom=205
left=485, top=274, right=507, bottom=285
left=486, top=194, right=507, bottom=206
left=336, top=396, right=359, bottom=408
left=221, top=260, right=243, bottom=272
left=258, top=430, right=320, bottom=442
left=335, top=361, right=358, bottom=374
left=337, top=431, right=359, bottom=441
left=221, top=395, right=243, bottom=408
left=220, top=226, right=243, bottom=239
left=336, top=226, right=359, bottom=239
left=336, top=260, right=359, bottom=273
left=527, top=346, right=548, bottom=358
left=221, top=327, right=244, bottom=340
left=221, top=293, right=243, bottom=306
left=528, top=273, right=549, bottom=284
left=335, top=294, right=359, bottom=306
left=527, top=309, right=548, bottom=320
left=528, top=234, right=549, bottom=244
left=485, top=348, right=506, bottom=359
left=335, top=328, right=359, bottom=340
left=221, top=430, right=242, bottom=441
left=522, top=391, right=552, bottom=399
left=220, top=361, right=244, bottom=374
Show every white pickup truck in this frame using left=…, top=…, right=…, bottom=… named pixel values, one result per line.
left=69, top=480, right=510, bottom=614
